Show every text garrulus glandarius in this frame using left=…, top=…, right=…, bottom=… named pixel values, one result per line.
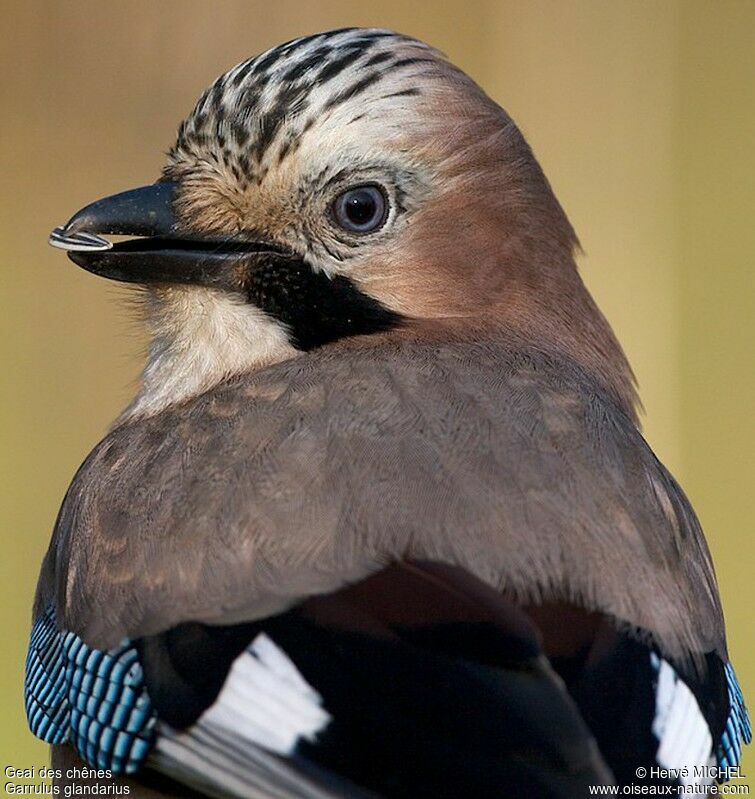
left=29, top=28, right=749, bottom=798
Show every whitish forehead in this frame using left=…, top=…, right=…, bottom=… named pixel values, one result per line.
left=172, top=28, right=442, bottom=183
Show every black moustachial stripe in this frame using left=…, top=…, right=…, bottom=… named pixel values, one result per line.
left=244, top=256, right=402, bottom=350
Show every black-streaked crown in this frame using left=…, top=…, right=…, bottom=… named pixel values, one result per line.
left=170, top=29, right=437, bottom=186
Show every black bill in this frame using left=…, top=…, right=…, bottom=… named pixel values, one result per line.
left=48, top=182, right=286, bottom=286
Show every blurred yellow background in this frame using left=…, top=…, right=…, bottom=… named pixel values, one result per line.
left=1, top=0, right=752, bottom=782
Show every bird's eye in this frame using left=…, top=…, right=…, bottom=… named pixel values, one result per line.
left=332, top=186, right=388, bottom=234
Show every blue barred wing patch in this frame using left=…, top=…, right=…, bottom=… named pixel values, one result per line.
left=717, top=663, right=752, bottom=770
left=24, top=607, right=156, bottom=774
left=25, top=606, right=69, bottom=744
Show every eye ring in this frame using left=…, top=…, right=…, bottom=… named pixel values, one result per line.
left=332, top=185, right=388, bottom=234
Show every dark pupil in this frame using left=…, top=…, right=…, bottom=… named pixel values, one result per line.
left=344, top=190, right=377, bottom=225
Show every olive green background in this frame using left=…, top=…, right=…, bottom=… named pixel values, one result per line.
left=1, top=0, right=752, bottom=784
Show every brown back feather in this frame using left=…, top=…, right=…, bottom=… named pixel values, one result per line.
left=36, top=332, right=723, bottom=662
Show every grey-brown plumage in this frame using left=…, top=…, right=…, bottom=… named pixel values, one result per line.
left=39, top=329, right=722, bottom=661
left=32, top=26, right=747, bottom=799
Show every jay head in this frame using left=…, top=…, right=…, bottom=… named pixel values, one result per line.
left=53, top=27, right=635, bottom=422
left=38, top=29, right=751, bottom=793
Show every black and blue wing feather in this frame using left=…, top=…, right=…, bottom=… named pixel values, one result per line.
left=25, top=563, right=751, bottom=796
left=26, top=606, right=155, bottom=774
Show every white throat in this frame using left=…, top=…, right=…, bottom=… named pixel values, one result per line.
left=123, top=287, right=298, bottom=420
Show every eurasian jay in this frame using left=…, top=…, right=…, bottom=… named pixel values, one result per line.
left=28, top=28, right=750, bottom=797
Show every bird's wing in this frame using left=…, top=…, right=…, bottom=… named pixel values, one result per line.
left=40, top=334, right=722, bottom=661
left=36, top=562, right=615, bottom=798
left=29, top=561, right=749, bottom=797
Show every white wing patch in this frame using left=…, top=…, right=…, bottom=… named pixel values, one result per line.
left=151, top=633, right=335, bottom=799
left=202, top=632, right=332, bottom=754
left=651, top=654, right=713, bottom=792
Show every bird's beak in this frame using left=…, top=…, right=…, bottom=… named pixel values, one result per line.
left=49, top=182, right=284, bottom=286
